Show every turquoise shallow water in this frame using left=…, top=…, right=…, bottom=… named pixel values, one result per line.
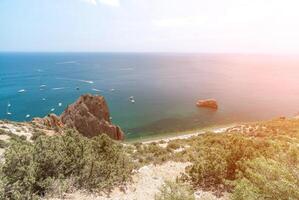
left=1, top=53, right=299, bottom=139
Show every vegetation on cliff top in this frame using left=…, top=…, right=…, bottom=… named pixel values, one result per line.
left=0, top=130, right=133, bottom=200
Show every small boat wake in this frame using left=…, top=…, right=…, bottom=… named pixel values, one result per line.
left=56, top=61, right=79, bottom=65
left=52, top=87, right=65, bottom=90
left=56, top=78, right=94, bottom=84
left=92, top=88, right=101, bottom=92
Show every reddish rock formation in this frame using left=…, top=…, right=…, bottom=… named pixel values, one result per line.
left=33, top=94, right=124, bottom=140
left=33, top=114, right=63, bottom=129
left=196, top=99, right=218, bottom=109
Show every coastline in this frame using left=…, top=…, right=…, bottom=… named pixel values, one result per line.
left=126, top=116, right=298, bottom=144
left=125, top=123, right=236, bottom=144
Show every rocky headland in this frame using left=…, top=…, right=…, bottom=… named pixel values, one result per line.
left=32, top=94, right=124, bottom=140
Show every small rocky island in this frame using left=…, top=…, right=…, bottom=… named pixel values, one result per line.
left=196, top=99, right=218, bottom=109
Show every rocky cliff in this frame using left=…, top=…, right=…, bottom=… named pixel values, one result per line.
left=33, top=94, right=124, bottom=140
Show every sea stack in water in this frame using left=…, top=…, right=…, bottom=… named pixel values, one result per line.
left=33, top=94, right=124, bottom=140
left=196, top=99, right=218, bottom=110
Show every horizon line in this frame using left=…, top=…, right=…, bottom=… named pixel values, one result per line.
left=1, top=51, right=299, bottom=56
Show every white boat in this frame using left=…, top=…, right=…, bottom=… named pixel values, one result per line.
left=6, top=102, right=12, bottom=115
left=42, top=98, right=46, bottom=101
left=40, top=85, right=46, bottom=90
left=58, top=103, right=62, bottom=107
left=18, top=89, right=26, bottom=93
left=50, top=108, right=55, bottom=112
left=110, top=88, right=115, bottom=92
left=92, top=88, right=101, bottom=92
left=25, top=114, right=30, bottom=118
left=129, top=96, right=135, bottom=103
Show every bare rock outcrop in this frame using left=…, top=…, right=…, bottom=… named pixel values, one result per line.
left=33, top=114, right=63, bottom=130
left=196, top=99, right=218, bottom=109
left=33, top=94, right=124, bottom=140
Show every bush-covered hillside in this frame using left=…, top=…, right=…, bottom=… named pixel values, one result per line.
left=132, top=118, right=299, bottom=199
left=0, top=130, right=134, bottom=200
left=0, top=118, right=299, bottom=200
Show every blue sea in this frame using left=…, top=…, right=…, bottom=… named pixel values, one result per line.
left=1, top=53, right=299, bottom=139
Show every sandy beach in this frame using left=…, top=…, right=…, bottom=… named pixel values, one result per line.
left=139, top=124, right=234, bottom=144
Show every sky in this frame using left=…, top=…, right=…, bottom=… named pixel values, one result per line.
left=1, top=0, right=299, bottom=53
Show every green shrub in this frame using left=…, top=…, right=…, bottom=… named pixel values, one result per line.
left=167, top=142, right=181, bottom=150
left=232, top=157, right=299, bottom=200
left=0, top=139, right=8, bottom=148
left=132, top=142, right=173, bottom=165
left=0, top=129, right=8, bottom=135
left=0, top=175, right=5, bottom=200
left=30, top=129, right=46, bottom=140
left=230, top=178, right=261, bottom=200
left=19, top=135, right=27, bottom=140
left=186, top=133, right=276, bottom=189
left=187, top=145, right=228, bottom=188
left=185, top=119, right=299, bottom=197
left=0, top=130, right=133, bottom=199
left=1, top=139, right=38, bottom=200
left=155, top=180, right=195, bottom=200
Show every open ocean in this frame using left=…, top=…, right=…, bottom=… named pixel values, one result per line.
left=1, top=53, right=299, bottom=139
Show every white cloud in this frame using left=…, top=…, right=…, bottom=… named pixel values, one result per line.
left=82, top=0, right=97, bottom=5
left=82, top=0, right=120, bottom=7
left=152, top=16, right=206, bottom=28
left=98, top=0, right=120, bottom=7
